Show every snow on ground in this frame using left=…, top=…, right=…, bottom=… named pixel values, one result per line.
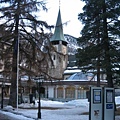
left=0, top=97, right=120, bottom=120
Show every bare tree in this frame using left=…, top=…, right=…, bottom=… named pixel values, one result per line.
left=0, top=0, right=53, bottom=107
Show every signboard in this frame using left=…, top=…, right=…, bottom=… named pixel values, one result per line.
left=106, top=104, right=113, bottom=109
left=104, top=88, right=115, bottom=120
left=106, top=90, right=113, bottom=103
left=93, top=89, right=101, bottom=103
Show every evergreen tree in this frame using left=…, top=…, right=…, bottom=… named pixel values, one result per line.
left=76, top=0, right=120, bottom=87
left=0, top=0, right=51, bottom=107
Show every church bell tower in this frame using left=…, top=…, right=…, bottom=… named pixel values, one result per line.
left=49, top=8, right=68, bottom=79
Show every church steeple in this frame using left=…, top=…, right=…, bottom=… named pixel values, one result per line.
left=50, top=9, right=67, bottom=43
left=48, top=7, right=68, bottom=79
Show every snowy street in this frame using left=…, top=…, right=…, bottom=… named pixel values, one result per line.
left=0, top=97, right=120, bottom=120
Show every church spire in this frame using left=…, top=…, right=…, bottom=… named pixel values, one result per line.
left=50, top=8, right=67, bottom=43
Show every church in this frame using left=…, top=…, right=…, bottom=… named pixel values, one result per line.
left=35, top=8, right=107, bottom=102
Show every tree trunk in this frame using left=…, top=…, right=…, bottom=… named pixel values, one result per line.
left=97, top=57, right=100, bottom=87
left=9, top=2, right=20, bottom=107
left=102, top=0, right=113, bottom=87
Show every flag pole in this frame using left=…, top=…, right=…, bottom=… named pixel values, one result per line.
left=16, top=30, right=19, bottom=111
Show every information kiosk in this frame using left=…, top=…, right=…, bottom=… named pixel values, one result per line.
left=89, top=87, right=103, bottom=120
left=89, top=87, right=115, bottom=120
left=103, top=88, right=115, bottom=120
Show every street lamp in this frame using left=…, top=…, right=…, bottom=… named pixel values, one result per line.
left=1, top=81, right=5, bottom=109
left=34, top=75, right=44, bottom=119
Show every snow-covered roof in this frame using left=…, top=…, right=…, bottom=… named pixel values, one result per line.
left=66, top=72, right=88, bottom=81
left=64, top=72, right=107, bottom=82
left=64, top=69, right=81, bottom=74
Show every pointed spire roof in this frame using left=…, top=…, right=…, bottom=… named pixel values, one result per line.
left=50, top=9, right=67, bottom=43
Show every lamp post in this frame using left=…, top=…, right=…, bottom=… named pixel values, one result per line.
left=47, top=87, right=48, bottom=98
left=1, top=81, right=5, bottom=109
left=35, top=75, right=44, bottom=119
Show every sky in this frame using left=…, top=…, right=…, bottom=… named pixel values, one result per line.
left=0, top=0, right=85, bottom=38
left=0, top=97, right=120, bottom=120
left=39, top=0, right=85, bottom=38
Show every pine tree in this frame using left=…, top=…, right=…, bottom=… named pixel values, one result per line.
left=76, top=0, right=120, bottom=87
left=0, top=0, right=51, bottom=107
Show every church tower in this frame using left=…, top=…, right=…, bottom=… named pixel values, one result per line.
left=49, top=8, right=68, bottom=79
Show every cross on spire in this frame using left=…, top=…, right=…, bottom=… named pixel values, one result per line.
left=59, top=0, right=61, bottom=8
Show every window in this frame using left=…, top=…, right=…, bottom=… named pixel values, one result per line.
left=57, top=87, right=63, bottom=98
left=59, top=57, right=61, bottom=62
left=53, top=55, right=55, bottom=60
left=78, top=88, right=86, bottom=99
left=65, top=87, right=75, bottom=98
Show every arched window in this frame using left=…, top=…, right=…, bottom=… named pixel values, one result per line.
left=65, top=86, right=75, bottom=98
left=57, top=87, right=63, bottom=98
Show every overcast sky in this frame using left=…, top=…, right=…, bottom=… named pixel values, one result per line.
left=39, top=0, right=85, bottom=38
